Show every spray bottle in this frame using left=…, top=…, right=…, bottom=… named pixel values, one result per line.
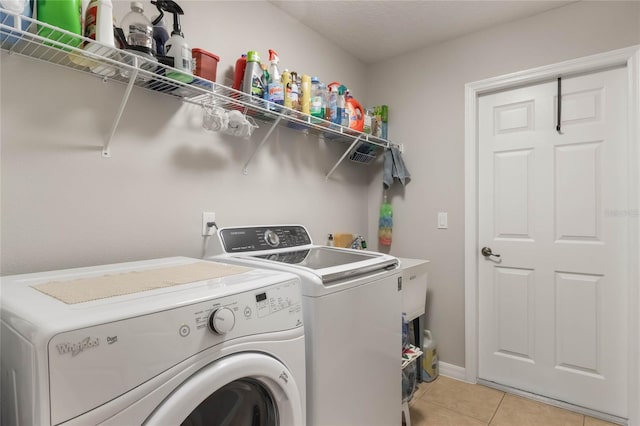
left=326, top=82, right=341, bottom=124
left=261, top=64, right=270, bottom=103
left=338, top=84, right=348, bottom=127
left=152, top=0, right=193, bottom=83
left=267, top=49, right=284, bottom=109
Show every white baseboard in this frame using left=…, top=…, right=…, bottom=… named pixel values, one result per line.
left=438, top=362, right=467, bottom=382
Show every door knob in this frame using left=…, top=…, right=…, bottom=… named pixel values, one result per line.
left=481, top=247, right=501, bottom=258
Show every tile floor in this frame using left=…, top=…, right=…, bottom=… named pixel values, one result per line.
left=408, top=376, right=620, bottom=426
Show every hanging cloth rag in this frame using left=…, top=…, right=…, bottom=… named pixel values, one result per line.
left=383, top=146, right=411, bottom=190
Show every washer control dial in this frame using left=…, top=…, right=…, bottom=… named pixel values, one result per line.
left=209, top=307, right=236, bottom=335
left=264, top=230, right=280, bottom=247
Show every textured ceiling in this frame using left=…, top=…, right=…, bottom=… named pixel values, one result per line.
left=270, top=1, right=576, bottom=64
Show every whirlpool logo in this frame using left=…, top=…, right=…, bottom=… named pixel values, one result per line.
left=56, top=337, right=100, bottom=357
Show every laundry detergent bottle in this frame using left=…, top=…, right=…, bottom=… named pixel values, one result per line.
left=37, top=0, right=83, bottom=49
left=422, top=330, right=439, bottom=382
left=233, top=53, right=247, bottom=91
left=0, top=0, right=32, bottom=44
left=242, top=50, right=265, bottom=100
left=346, top=93, right=364, bottom=131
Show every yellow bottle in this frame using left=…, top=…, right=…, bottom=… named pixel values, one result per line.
left=282, top=70, right=292, bottom=109
left=301, top=74, right=311, bottom=115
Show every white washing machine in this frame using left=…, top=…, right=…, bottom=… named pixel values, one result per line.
left=206, top=225, right=402, bottom=426
left=1, top=257, right=306, bottom=426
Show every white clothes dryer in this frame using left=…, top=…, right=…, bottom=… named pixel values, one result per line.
left=206, top=225, right=403, bottom=426
left=1, top=257, right=305, bottom=426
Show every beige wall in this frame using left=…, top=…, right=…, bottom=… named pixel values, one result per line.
left=366, top=1, right=640, bottom=368
left=1, top=1, right=373, bottom=274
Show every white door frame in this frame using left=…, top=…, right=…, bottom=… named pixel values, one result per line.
left=464, top=45, right=640, bottom=423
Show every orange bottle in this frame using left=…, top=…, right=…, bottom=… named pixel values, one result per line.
left=345, top=94, right=364, bottom=132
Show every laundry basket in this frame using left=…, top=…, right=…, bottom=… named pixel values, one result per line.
left=401, top=344, right=423, bottom=426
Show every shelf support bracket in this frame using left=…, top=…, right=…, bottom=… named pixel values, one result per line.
left=243, top=115, right=283, bottom=175
left=325, top=135, right=362, bottom=180
left=103, top=62, right=139, bottom=157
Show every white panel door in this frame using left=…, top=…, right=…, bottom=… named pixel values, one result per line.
left=478, top=67, right=628, bottom=418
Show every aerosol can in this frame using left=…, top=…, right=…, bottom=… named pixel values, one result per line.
left=151, top=0, right=193, bottom=83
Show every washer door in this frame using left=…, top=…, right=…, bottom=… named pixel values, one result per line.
left=144, top=353, right=303, bottom=426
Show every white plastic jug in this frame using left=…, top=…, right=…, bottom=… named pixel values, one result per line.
left=422, top=329, right=439, bottom=382
left=0, top=0, right=32, bottom=44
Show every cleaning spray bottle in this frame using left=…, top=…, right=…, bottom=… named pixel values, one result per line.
left=151, top=11, right=169, bottom=56
left=338, top=84, right=348, bottom=127
left=261, top=64, right=270, bottom=103
left=326, top=82, right=339, bottom=124
left=379, top=193, right=393, bottom=246
left=152, top=0, right=193, bottom=83
left=267, top=49, right=284, bottom=110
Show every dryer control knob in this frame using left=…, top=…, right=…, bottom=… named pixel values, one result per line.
left=209, top=307, right=236, bottom=335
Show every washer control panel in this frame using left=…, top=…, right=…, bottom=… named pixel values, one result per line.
left=219, top=225, right=311, bottom=253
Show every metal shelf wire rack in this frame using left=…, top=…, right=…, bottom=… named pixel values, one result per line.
left=0, top=8, right=401, bottom=176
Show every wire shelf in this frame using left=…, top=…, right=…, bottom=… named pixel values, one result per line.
left=0, top=8, right=399, bottom=169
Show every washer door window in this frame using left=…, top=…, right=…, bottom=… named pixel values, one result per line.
left=144, top=353, right=303, bottom=426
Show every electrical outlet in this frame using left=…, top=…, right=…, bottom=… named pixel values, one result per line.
left=202, top=212, right=216, bottom=236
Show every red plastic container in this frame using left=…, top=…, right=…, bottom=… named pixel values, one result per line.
left=192, top=48, right=220, bottom=82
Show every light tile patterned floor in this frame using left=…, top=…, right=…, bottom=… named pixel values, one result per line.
left=408, top=376, right=620, bottom=426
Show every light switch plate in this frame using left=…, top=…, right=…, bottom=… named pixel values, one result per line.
left=438, top=212, right=448, bottom=229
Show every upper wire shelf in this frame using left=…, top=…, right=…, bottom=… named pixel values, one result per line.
left=0, top=8, right=400, bottom=168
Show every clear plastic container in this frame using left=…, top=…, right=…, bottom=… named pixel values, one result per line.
left=119, top=1, right=155, bottom=81
left=310, top=77, right=324, bottom=122
left=120, top=1, right=153, bottom=52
